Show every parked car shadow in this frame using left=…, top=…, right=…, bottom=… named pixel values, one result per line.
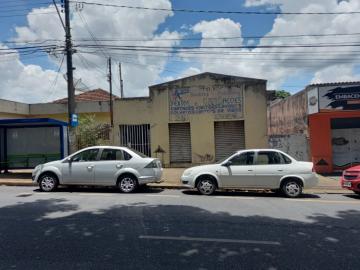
left=33, top=185, right=164, bottom=194
left=0, top=198, right=359, bottom=269
left=182, top=189, right=320, bottom=199
left=343, top=194, right=360, bottom=200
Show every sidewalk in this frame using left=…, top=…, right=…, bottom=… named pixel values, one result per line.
left=0, top=168, right=350, bottom=194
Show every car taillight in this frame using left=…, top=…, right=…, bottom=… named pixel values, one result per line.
left=145, top=161, right=158, bottom=168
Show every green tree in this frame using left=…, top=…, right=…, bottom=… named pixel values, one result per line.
left=75, top=114, right=110, bottom=149
left=275, top=90, right=291, bottom=99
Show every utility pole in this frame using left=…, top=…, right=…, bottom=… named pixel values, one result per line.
left=108, top=57, right=114, bottom=127
left=119, top=62, right=124, bottom=98
left=64, top=0, right=77, bottom=152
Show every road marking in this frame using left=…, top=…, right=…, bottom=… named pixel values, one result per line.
left=215, top=196, right=255, bottom=200
left=139, top=235, right=281, bottom=246
left=284, top=199, right=360, bottom=204
left=144, top=194, right=180, bottom=198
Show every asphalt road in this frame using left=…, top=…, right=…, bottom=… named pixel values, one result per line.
left=0, top=186, right=359, bottom=270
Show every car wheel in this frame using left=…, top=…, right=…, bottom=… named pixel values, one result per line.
left=39, top=173, right=58, bottom=192
left=281, top=179, right=302, bottom=198
left=197, top=178, right=216, bottom=195
left=118, top=175, right=137, bottom=193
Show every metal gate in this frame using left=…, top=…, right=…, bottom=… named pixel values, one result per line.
left=331, top=118, right=360, bottom=170
left=214, top=121, right=245, bottom=161
left=119, top=124, right=151, bottom=156
left=169, top=123, right=192, bottom=163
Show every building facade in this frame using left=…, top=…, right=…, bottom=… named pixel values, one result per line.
left=113, top=72, right=268, bottom=167
left=268, top=82, right=360, bottom=173
left=0, top=89, right=114, bottom=168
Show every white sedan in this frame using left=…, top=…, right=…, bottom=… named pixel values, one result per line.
left=181, top=149, right=318, bottom=197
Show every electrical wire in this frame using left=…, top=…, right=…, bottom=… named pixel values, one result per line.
left=72, top=1, right=360, bottom=15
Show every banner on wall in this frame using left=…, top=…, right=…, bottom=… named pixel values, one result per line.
left=169, top=85, right=244, bottom=121
left=319, top=85, right=360, bottom=111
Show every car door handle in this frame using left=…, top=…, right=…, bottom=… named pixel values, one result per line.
left=277, top=169, right=283, bottom=172
left=116, top=164, right=123, bottom=169
left=87, top=165, right=94, bottom=170
left=248, top=169, right=253, bottom=172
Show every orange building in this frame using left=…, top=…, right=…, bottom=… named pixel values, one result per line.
left=269, top=82, right=360, bottom=174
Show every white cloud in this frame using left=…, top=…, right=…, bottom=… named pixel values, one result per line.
left=0, top=44, right=67, bottom=103
left=185, top=0, right=360, bottom=91
left=4, top=0, right=179, bottom=102
left=3, top=0, right=360, bottom=103
left=311, top=65, right=360, bottom=84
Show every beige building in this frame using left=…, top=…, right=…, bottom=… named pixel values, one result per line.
left=113, top=72, right=268, bottom=167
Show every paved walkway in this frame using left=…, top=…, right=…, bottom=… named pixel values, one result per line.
left=0, top=168, right=348, bottom=194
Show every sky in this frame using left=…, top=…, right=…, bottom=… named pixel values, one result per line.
left=1, top=0, right=360, bottom=103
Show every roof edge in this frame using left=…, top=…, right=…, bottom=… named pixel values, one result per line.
left=149, top=72, right=267, bottom=88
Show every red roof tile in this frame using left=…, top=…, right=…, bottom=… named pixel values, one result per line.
left=52, top=89, right=119, bottom=104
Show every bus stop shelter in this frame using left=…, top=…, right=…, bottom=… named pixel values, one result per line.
left=0, top=118, right=68, bottom=171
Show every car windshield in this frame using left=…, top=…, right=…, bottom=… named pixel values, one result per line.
left=216, top=152, right=236, bottom=164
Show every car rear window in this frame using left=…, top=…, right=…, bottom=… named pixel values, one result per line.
left=281, top=153, right=292, bottom=164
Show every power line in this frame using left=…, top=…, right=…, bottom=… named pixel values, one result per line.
left=49, top=53, right=66, bottom=99
left=71, top=32, right=360, bottom=42
left=0, top=11, right=57, bottom=18
left=72, top=1, right=360, bottom=15
left=0, top=1, right=53, bottom=8
left=5, top=31, right=360, bottom=45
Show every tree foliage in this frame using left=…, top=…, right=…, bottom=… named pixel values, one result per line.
left=275, top=90, right=291, bottom=99
left=75, top=114, right=111, bottom=149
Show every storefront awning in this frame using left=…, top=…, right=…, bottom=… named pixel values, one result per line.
left=0, top=118, right=68, bottom=127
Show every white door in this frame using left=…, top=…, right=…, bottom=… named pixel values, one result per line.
left=252, top=151, right=288, bottom=188
left=94, top=148, right=128, bottom=185
left=219, top=151, right=256, bottom=188
left=61, top=148, right=99, bottom=185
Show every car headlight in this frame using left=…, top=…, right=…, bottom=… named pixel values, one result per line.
left=183, top=169, right=193, bottom=176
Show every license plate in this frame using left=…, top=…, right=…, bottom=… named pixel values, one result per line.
left=343, top=181, right=352, bottom=187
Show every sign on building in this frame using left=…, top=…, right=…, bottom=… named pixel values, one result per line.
left=319, top=85, right=360, bottom=111
left=169, top=85, right=243, bottom=121
left=307, top=87, right=319, bottom=115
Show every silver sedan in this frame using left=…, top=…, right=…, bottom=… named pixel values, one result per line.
left=181, top=149, right=318, bottom=198
left=32, top=146, right=163, bottom=193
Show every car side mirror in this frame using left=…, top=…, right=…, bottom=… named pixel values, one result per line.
left=66, top=157, right=72, bottom=163
left=222, top=160, right=232, bottom=167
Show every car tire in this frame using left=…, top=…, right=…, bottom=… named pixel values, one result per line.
left=39, top=173, right=58, bottom=192
left=197, top=177, right=216, bottom=195
left=118, top=175, right=138, bottom=193
left=281, top=179, right=302, bottom=198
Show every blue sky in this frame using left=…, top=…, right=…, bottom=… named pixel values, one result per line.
left=1, top=0, right=360, bottom=102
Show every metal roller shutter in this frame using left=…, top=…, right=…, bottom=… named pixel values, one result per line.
left=169, top=123, right=192, bottom=163
left=215, top=121, right=245, bottom=161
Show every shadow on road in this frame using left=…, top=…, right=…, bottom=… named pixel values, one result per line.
left=32, top=185, right=165, bottom=194
left=182, top=189, right=320, bottom=199
left=343, top=194, right=360, bottom=200
left=0, top=198, right=359, bottom=269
